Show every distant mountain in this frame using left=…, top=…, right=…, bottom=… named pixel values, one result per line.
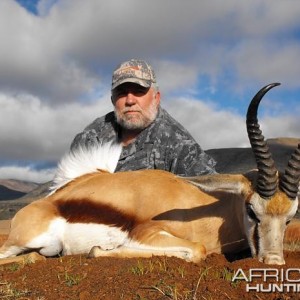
left=0, top=179, right=39, bottom=201
left=0, top=185, right=26, bottom=200
left=268, top=137, right=300, bottom=147
left=0, top=179, right=39, bottom=193
left=0, top=181, right=52, bottom=219
left=18, top=181, right=53, bottom=203
left=207, top=137, right=300, bottom=174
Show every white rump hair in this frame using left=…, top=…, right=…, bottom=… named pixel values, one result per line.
left=49, top=142, right=122, bottom=194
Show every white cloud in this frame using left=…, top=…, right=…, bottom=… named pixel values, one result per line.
left=37, top=0, right=59, bottom=16
left=0, top=0, right=299, bottom=182
left=1, top=0, right=300, bottom=103
left=0, top=92, right=112, bottom=161
left=154, top=60, right=199, bottom=94
left=0, top=165, right=55, bottom=183
left=262, top=116, right=300, bottom=140
left=164, top=98, right=248, bottom=149
left=164, top=96, right=300, bottom=150
left=233, top=41, right=300, bottom=88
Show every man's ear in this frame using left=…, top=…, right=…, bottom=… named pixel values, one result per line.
left=155, top=91, right=161, bottom=106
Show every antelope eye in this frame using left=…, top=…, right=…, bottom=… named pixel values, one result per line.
left=286, top=220, right=291, bottom=226
left=246, top=204, right=260, bottom=223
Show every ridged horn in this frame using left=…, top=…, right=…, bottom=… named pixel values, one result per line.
left=246, top=83, right=281, bottom=199
left=279, top=143, right=300, bottom=199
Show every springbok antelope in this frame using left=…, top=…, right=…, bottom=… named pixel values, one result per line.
left=0, top=83, right=299, bottom=266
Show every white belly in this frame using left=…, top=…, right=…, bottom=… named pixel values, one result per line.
left=63, top=222, right=129, bottom=255
left=26, top=218, right=130, bottom=256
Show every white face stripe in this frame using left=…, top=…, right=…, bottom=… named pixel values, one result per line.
left=288, top=197, right=299, bottom=219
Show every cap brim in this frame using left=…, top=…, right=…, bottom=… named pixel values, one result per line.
left=111, top=78, right=152, bottom=90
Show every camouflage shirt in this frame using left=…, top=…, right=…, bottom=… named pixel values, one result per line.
left=70, top=107, right=216, bottom=176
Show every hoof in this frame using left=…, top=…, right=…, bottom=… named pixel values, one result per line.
left=88, top=246, right=103, bottom=258
left=0, top=252, right=46, bottom=266
left=193, top=243, right=207, bottom=263
left=26, top=252, right=46, bottom=264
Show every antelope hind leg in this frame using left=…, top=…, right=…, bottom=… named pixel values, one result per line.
left=89, top=227, right=206, bottom=263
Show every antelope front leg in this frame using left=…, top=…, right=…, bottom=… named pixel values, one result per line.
left=0, top=252, right=46, bottom=266
left=284, top=219, right=300, bottom=246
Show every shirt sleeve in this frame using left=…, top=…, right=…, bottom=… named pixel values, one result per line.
left=69, top=113, right=116, bottom=152
left=70, top=129, right=100, bottom=152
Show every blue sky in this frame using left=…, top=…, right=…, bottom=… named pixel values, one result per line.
left=0, top=0, right=299, bottom=183
left=16, top=0, right=39, bottom=14
left=16, top=0, right=58, bottom=15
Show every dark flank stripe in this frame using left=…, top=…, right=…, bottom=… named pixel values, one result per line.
left=55, top=199, right=136, bottom=231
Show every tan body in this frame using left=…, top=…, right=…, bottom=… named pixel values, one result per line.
left=0, top=83, right=299, bottom=266
left=52, top=169, right=248, bottom=256
left=0, top=170, right=251, bottom=264
left=0, top=167, right=298, bottom=266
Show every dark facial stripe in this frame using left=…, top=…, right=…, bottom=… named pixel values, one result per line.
left=55, top=199, right=137, bottom=231
left=253, top=223, right=260, bottom=256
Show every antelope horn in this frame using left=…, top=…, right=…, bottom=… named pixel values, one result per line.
left=279, top=143, right=300, bottom=199
left=246, top=83, right=280, bottom=199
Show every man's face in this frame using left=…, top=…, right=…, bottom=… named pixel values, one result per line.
left=112, top=82, right=160, bottom=131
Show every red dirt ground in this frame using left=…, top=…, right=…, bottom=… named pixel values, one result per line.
left=0, top=234, right=300, bottom=300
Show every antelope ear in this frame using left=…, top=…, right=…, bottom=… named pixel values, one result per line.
left=183, top=174, right=251, bottom=194
left=243, top=170, right=259, bottom=183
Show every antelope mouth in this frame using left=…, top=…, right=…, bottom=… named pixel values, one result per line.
left=259, top=253, right=285, bottom=265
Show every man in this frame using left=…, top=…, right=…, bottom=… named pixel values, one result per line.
left=70, top=59, right=216, bottom=176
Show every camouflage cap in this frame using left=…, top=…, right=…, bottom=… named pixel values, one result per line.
left=111, top=59, right=157, bottom=90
